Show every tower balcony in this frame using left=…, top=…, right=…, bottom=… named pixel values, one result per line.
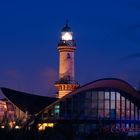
left=55, top=79, right=79, bottom=85
left=58, top=40, right=76, bottom=47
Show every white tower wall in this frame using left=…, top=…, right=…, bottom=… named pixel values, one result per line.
left=55, top=24, right=79, bottom=98
left=59, top=51, right=74, bottom=81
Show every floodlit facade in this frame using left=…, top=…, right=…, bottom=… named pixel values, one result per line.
left=55, top=24, right=79, bottom=98
left=0, top=100, right=7, bottom=123
left=0, top=99, right=18, bottom=127
left=0, top=88, right=57, bottom=128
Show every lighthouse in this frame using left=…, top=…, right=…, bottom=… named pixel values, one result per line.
left=55, top=24, right=79, bottom=98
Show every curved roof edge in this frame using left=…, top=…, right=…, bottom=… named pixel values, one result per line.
left=38, top=78, right=140, bottom=115
left=62, top=78, right=139, bottom=100
left=80, top=78, right=135, bottom=90
left=1, top=87, right=57, bottom=115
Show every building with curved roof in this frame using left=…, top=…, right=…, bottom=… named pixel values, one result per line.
left=1, top=88, right=57, bottom=115
left=36, top=78, right=140, bottom=133
left=0, top=24, right=140, bottom=135
left=0, top=88, right=57, bottom=127
left=1, top=78, right=140, bottom=134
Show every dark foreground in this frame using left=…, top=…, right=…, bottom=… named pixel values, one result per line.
left=1, top=127, right=140, bottom=140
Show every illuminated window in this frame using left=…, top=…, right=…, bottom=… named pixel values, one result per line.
left=111, top=92, right=115, bottom=100
left=104, top=91, right=110, bottom=120
left=105, top=91, right=109, bottom=100
left=55, top=105, right=60, bottom=109
left=126, top=123, right=130, bottom=128
left=105, top=101, right=109, bottom=109
left=121, top=96, right=125, bottom=120
left=111, top=91, right=115, bottom=109
left=62, top=32, right=73, bottom=40
left=111, top=101, right=115, bottom=109
left=131, top=103, right=134, bottom=120
left=54, top=105, right=60, bottom=117
left=116, top=92, right=120, bottom=100
left=116, top=92, right=120, bottom=119
left=126, top=99, right=130, bottom=120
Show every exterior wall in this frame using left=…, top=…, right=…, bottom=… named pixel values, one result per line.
left=6, top=102, right=16, bottom=122
left=0, top=99, right=26, bottom=126
left=41, top=88, right=140, bottom=129
left=61, top=89, right=140, bottom=123
left=55, top=46, right=78, bottom=98
left=55, top=25, right=78, bottom=98
left=0, top=100, right=7, bottom=123
left=15, top=106, right=27, bottom=121
left=55, top=83, right=79, bottom=98
left=58, top=90, right=72, bottom=99
left=0, top=100, right=16, bottom=125
left=59, top=51, right=74, bottom=81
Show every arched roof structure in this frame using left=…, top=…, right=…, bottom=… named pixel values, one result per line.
left=1, top=88, right=57, bottom=115
left=71, top=78, right=139, bottom=98
left=39, top=78, right=140, bottom=114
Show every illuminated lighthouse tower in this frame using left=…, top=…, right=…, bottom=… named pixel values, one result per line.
left=55, top=24, right=79, bottom=98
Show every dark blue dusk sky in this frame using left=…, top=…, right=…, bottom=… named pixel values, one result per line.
left=0, top=0, right=140, bottom=97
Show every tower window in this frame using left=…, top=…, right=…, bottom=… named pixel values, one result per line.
left=67, top=75, right=71, bottom=81
left=67, top=53, right=71, bottom=59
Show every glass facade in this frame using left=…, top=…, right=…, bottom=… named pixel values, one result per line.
left=41, top=87, right=140, bottom=130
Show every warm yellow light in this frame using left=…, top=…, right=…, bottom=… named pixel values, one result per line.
left=38, top=125, right=44, bottom=131
left=15, top=126, right=20, bottom=129
left=38, top=123, right=54, bottom=131
left=1, top=125, right=5, bottom=129
left=9, top=122, right=13, bottom=128
left=47, top=123, right=54, bottom=127
left=62, top=32, right=72, bottom=40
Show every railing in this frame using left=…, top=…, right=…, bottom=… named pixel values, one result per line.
left=55, top=80, right=79, bottom=85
